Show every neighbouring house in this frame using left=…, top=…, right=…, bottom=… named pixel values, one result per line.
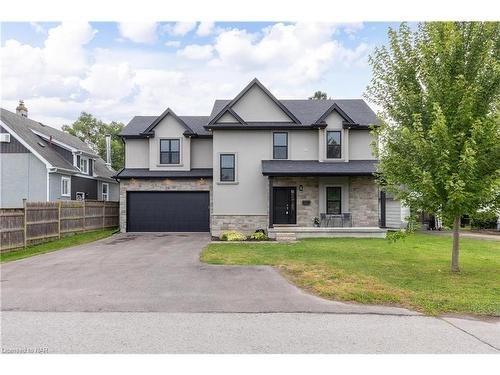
left=115, top=78, right=403, bottom=238
left=0, top=102, right=119, bottom=208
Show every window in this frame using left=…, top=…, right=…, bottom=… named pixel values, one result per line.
left=220, top=154, right=235, bottom=182
left=61, top=176, right=70, bottom=197
left=326, top=187, right=341, bottom=214
left=79, top=157, right=89, bottom=174
left=327, top=131, right=342, bottom=159
left=159, top=139, right=180, bottom=164
left=273, top=132, right=288, bottom=159
left=102, top=183, right=109, bottom=201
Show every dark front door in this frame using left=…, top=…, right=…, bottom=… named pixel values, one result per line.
left=127, top=191, right=210, bottom=232
left=273, top=187, right=296, bottom=224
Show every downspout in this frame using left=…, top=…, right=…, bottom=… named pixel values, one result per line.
left=46, top=168, right=50, bottom=201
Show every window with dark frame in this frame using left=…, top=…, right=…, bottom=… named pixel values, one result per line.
left=220, top=154, right=235, bottom=182
left=327, top=131, right=342, bottom=158
left=160, top=139, right=180, bottom=164
left=273, top=132, right=288, bottom=159
left=326, top=187, right=341, bottom=214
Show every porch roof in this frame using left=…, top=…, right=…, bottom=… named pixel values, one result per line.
left=261, top=160, right=377, bottom=177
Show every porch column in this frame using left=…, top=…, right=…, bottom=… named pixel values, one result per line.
left=268, top=176, right=274, bottom=228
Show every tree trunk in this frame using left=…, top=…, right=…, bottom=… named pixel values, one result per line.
left=451, top=216, right=460, bottom=272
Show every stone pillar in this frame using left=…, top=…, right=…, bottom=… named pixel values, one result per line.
left=349, top=176, right=379, bottom=227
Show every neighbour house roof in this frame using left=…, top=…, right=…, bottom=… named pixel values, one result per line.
left=120, top=78, right=380, bottom=137
left=261, top=160, right=378, bottom=176
left=0, top=108, right=115, bottom=182
left=114, top=168, right=213, bottom=179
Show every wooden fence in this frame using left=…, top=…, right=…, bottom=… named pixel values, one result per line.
left=0, top=200, right=119, bottom=252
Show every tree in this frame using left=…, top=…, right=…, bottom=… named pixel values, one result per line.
left=62, top=112, right=125, bottom=170
left=309, top=91, right=328, bottom=100
left=365, top=22, right=500, bottom=272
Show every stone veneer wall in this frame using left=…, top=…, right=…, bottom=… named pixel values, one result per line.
left=211, top=215, right=268, bottom=237
left=119, top=178, right=212, bottom=232
left=273, top=176, right=319, bottom=227
left=348, top=176, right=379, bottom=227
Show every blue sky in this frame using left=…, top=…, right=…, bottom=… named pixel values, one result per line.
left=1, top=22, right=400, bottom=127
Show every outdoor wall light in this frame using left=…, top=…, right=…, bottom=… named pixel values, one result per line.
left=299, top=185, right=303, bottom=191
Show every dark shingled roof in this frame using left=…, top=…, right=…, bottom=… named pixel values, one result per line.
left=120, top=115, right=210, bottom=137
left=1, top=108, right=116, bottom=181
left=114, top=168, right=213, bottom=179
left=209, top=99, right=379, bottom=127
left=261, top=160, right=378, bottom=176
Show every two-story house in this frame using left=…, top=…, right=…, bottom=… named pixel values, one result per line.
left=0, top=103, right=119, bottom=208
left=116, top=78, right=393, bottom=238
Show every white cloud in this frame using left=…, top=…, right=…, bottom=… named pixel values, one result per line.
left=80, top=63, right=136, bottom=100
left=177, top=44, right=214, bottom=60
left=165, top=40, right=181, bottom=48
left=170, top=22, right=197, bottom=36
left=196, top=22, right=215, bottom=37
left=1, top=21, right=373, bottom=128
left=30, top=22, right=46, bottom=34
left=118, top=22, right=158, bottom=43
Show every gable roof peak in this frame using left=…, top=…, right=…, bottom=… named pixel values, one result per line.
left=142, top=107, right=195, bottom=135
left=208, top=78, right=301, bottom=125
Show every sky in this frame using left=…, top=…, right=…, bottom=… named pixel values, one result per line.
left=1, top=22, right=399, bottom=128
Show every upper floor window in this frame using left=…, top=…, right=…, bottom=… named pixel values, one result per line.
left=80, top=157, right=89, bottom=174
left=220, top=154, right=235, bottom=182
left=327, top=131, right=341, bottom=159
left=273, top=132, right=288, bottom=159
left=160, top=139, right=180, bottom=164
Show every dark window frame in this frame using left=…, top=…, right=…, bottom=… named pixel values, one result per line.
left=273, top=132, right=288, bottom=160
left=326, top=131, right=342, bottom=159
left=326, top=186, right=342, bottom=214
left=159, top=138, right=181, bottom=165
left=220, top=153, right=235, bottom=182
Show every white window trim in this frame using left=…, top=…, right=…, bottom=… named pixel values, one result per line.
left=325, top=130, right=343, bottom=161
left=102, top=183, right=109, bottom=201
left=79, top=156, right=89, bottom=174
left=217, top=152, right=238, bottom=185
left=158, top=137, right=183, bottom=166
left=61, top=176, right=71, bottom=197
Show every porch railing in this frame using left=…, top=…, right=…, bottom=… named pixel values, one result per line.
left=320, top=213, right=352, bottom=227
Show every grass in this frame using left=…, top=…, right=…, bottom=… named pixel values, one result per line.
left=1, top=229, right=116, bottom=263
left=201, top=234, right=500, bottom=316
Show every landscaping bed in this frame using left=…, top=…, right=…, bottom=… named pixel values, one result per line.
left=201, top=234, right=500, bottom=316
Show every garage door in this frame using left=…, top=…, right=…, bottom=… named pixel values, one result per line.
left=127, top=191, right=210, bottom=232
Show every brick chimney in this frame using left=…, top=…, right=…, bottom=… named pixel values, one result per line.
left=16, top=100, right=28, bottom=118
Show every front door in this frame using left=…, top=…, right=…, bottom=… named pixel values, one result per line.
left=273, top=187, right=296, bottom=224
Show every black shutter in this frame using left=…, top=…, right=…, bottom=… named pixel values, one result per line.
left=76, top=155, right=81, bottom=169
left=89, top=159, right=93, bottom=176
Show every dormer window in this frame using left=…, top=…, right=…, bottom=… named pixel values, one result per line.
left=80, top=157, right=89, bottom=174
left=327, top=131, right=342, bottom=159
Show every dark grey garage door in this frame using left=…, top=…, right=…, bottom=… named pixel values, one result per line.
left=127, top=191, right=210, bottom=232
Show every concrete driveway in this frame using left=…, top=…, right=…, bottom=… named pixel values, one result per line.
left=1, top=232, right=412, bottom=314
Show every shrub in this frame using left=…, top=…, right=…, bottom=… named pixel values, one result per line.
left=219, top=231, right=247, bottom=241
left=386, top=229, right=408, bottom=243
left=470, top=211, right=498, bottom=229
left=250, top=231, right=269, bottom=241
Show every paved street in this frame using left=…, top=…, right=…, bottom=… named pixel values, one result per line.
left=1, top=312, right=498, bottom=353
left=1, top=233, right=498, bottom=353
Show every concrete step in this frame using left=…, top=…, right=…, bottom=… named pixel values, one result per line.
left=275, top=232, right=297, bottom=242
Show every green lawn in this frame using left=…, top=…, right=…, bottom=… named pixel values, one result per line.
left=201, top=234, right=500, bottom=316
left=1, top=229, right=116, bottom=263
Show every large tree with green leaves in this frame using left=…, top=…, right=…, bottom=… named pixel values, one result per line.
left=62, top=112, right=125, bottom=170
left=365, top=22, right=500, bottom=272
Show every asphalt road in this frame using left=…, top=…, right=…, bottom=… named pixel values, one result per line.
left=1, top=312, right=499, bottom=354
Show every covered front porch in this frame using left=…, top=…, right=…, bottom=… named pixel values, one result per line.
left=262, top=160, right=386, bottom=238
